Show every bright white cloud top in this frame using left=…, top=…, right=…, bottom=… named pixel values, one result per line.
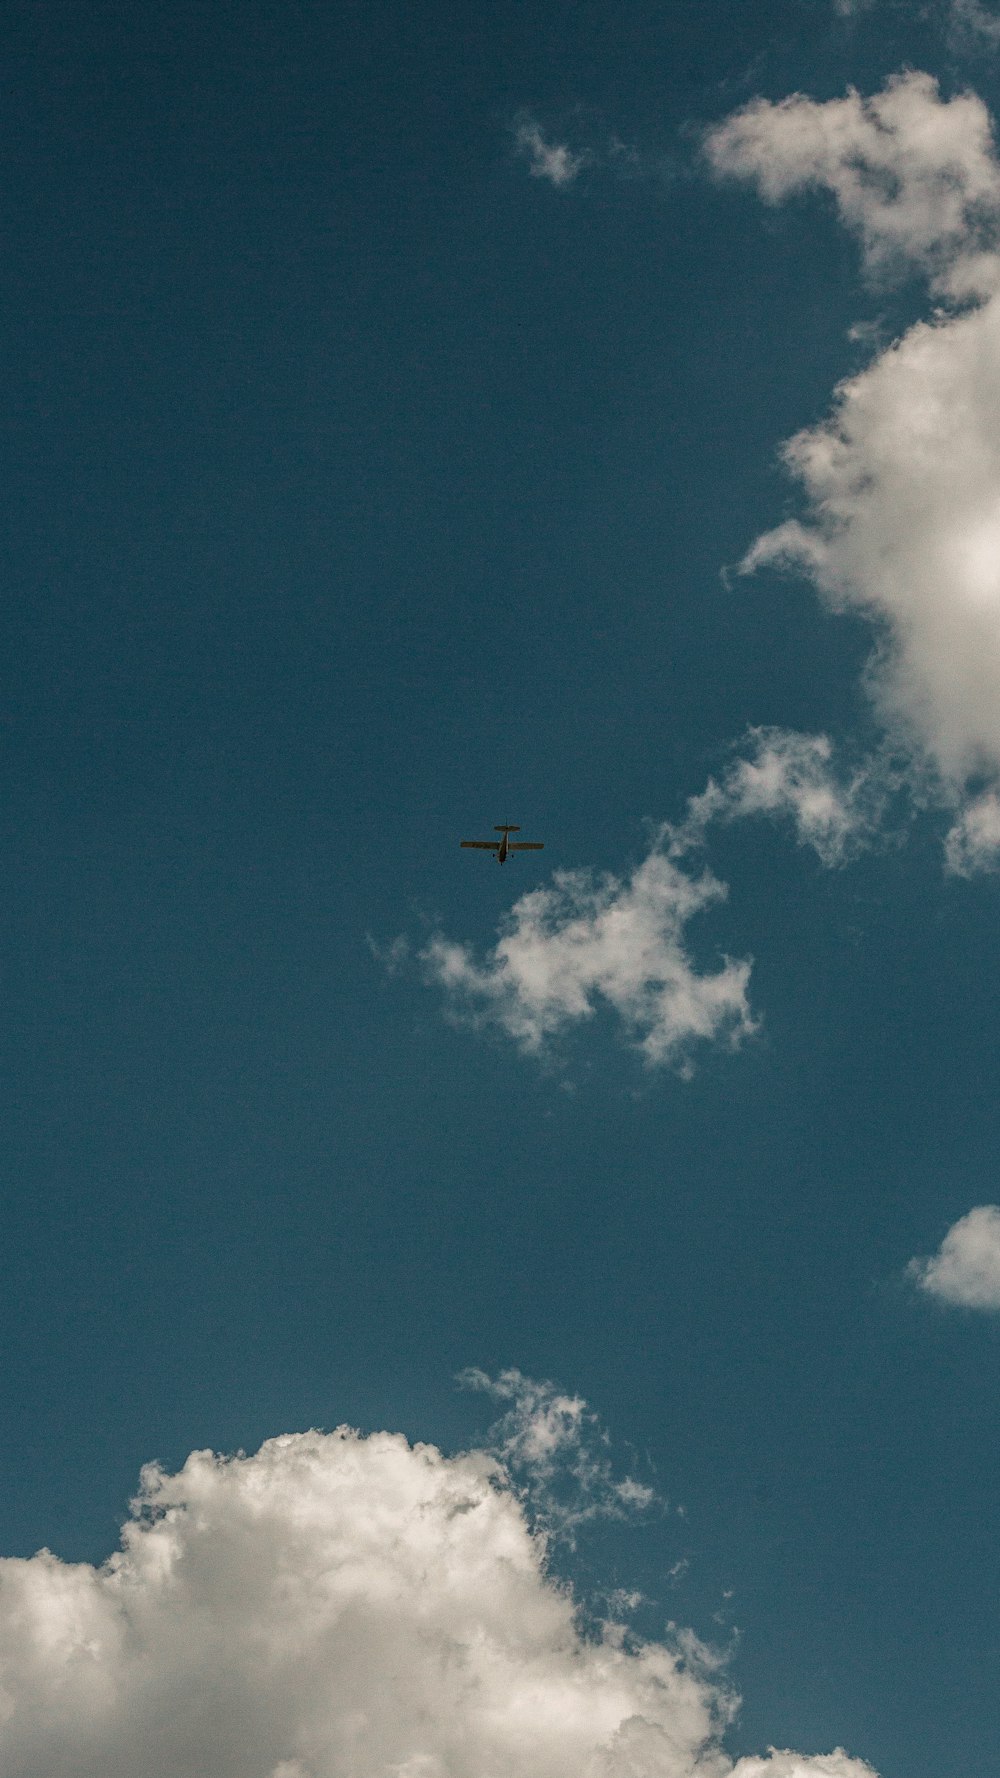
left=0, top=1419, right=879, bottom=1778
left=706, top=72, right=1000, bottom=289
left=421, top=849, right=754, bottom=1069
left=419, top=72, right=1000, bottom=1066
left=908, top=1203, right=1000, bottom=1307
left=707, top=73, right=1000, bottom=842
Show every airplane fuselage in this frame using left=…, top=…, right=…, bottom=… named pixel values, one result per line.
left=460, top=823, right=542, bottom=862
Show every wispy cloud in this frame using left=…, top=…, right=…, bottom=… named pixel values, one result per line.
left=707, top=73, right=1000, bottom=865
left=460, top=1367, right=658, bottom=1541
left=852, top=2, right=1000, bottom=53
left=513, top=116, right=590, bottom=187
left=671, top=728, right=888, bottom=867
left=420, top=848, right=755, bottom=1072
left=0, top=1420, right=879, bottom=1778
left=512, top=114, right=677, bottom=191
left=908, top=1204, right=1000, bottom=1307
left=950, top=0, right=1000, bottom=46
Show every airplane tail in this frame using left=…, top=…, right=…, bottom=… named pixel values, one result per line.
left=495, top=824, right=521, bottom=832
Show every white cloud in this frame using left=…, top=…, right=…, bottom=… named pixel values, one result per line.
left=705, top=72, right=1000, bottom=292
left=0, top=1420, right=879, bottom=1778
left=412, top=77, right=1000, bottom=1072
left=732, top=1760, right=876, bottom=1778
left=732, top=291, right=1000, bottom=787
left=421, top=849, right=755, bottom=1070
left=672, top=729, right=884, bottom=866
left=410, top=730, right=890, bottom=1069
left=511, top=119, right=675, bottom=189
left=514, top=117, right=589, bottom=187
left=707, top=74, right=1000, bottom=859
left=944, top=789, right=1000, bottom=872
left=461, top=1368, right=658, bottom=1539
left=950, top=0, right=1000, bottom=46
left=908, top=1203, right=1000, bottom=1306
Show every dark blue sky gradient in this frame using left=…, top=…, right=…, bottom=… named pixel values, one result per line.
left=0, top=5, right=998, bottom=1776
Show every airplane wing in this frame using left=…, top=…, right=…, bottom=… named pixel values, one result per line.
left=508, top=842, right=544, bottom=850
left=461, top=840, right=499, bottom=849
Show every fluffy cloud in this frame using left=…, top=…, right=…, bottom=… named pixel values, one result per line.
left=421, top=849, right=755, bottom=1070
left=672, top=729, right=883, bottom=866
left=732, top=1761, right=875, bottom=1778
left=514, top=116, right=589, bottom=187
left=420, top=75, right=1000, bottom=1074
left=0, top=1420, right=879, bottom=1778
left=908, top=1203, right=1000, bottom=1306
left=705, top=72, right=1000, bottom=292
left=414, top=728, right=890, bottom=1068
left=944, top=789, right=1000, bottom=872
left=707, top=75, right=1000, bottom=845
left=731, top=292, right=1000, bottom=786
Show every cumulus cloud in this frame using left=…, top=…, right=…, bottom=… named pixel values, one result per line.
left=412, top=76, right=1000, bottom=1073
left=705, top=72, right=1000, bottom=292
left=420, top=849, right=755, bottom=1071
left=0, top=1420, right=879, bottom=1778
left=908, top=1204, right=1000, bottom=1306
left=731, top=291, right=1000, bottom=787
left=731, top=1761, right=876, bottom=1778
left=461, top=1367, right=658, bottom=1539
left=514, top=116, right=589, bottom=187
left=671, top=729, right=885, bottom=866
left=410, top=729, right=894, bottom=1069
left=707, top=74, right=1000, bottom=860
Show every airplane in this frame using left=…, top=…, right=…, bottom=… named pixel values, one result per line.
left=460, top=824, right=544, bottom=864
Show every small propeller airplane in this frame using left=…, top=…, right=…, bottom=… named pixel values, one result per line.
left=461, top=823, right=544, bottom=864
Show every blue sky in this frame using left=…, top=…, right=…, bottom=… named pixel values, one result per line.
left=2, top=3, right=1000, bottom=1775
